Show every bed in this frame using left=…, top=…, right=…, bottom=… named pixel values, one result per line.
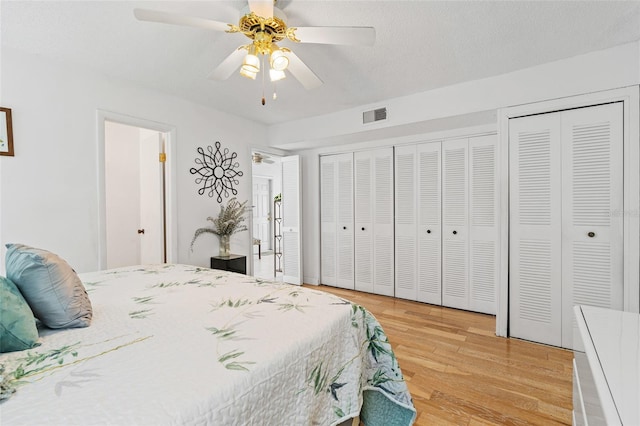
left=0, top=262, right=416, bottom=425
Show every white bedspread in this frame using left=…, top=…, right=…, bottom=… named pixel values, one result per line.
left=0, top=264, right=415, bottom=425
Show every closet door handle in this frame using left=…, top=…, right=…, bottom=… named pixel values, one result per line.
left=588, top=231, right=595, bottom=238
left=343, top=226, right=347, bottom=230
left=452, top=230, right=457, bottom=235
left=361, top=227, right=365, bottom=231
left=426, top=229, right=431, bottom=234
left=137, top=229, right=145, bottom=235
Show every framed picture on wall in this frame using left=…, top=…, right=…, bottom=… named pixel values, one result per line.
left=0, top=107, right=14, bottom=157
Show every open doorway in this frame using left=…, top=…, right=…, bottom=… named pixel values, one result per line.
left=251, top=150, right=283, bottom=281
left=97, top=111, right=177, bottom=270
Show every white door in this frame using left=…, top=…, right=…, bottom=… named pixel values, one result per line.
left=509, top=103, right=624, bottom=349
left=354, top=151, right=373, bottom=293
left=355, top=148, right=394, bottom=296
left=320, top=153, right=354, bottom=290
left=394, top=145, right=418, bottom=300
left=281, top=155, right=302, bottom=285
left=468, top=135, right=499, bottom=314
left=372, top=148, right=394, bottom=296
left=509, top=113, right=563, bottom=347
left=336, top=153, right=355, bottom=289
left=320, top=156, right=337, bottom=286
left=417, top=142, right=442, bottom=304
left=139, top=131, right=165, bottom=264
left=560, top=102, right=624, bottom=349
left=105, top=122, right=166, bottom=268
left=252, top=177, right=271, bottom=253
left=442, top=138, right=469, bottom=310
left=105, top=122, right=140, bottom=268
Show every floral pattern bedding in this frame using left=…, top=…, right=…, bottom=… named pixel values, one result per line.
left=0, top=264, right=416, bottom=425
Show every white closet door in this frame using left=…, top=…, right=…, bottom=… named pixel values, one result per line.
left=373, top=148, right=394, bottom=296
left=394, top=145, right=418, bottom=300
left=561, top=102, right=624, bottom=349
left=354, top=151, right=373, bottom=293
left=417, top=142, right=442, bottom=304
left=509, top=113, right=563, bottom=347
left=442, top=139, right=469, bottom=310
left=320, top=156, right=337, bottom=286
left=336, top=153, right=355, bottom=289
left=468, top=135, right=499, bottom=314
left=281, top=155, right=302, bottom=285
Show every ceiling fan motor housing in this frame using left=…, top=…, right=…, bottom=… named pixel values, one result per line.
left=235, top=7, right=296, bottom=52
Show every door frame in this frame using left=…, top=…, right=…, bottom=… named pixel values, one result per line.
left=97, top=110, right=177, bottom=270
left=248, top=146, right=288, bottom=277
left=497, top=85, right=640, bottom=337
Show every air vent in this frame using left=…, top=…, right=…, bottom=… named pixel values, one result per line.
left=363, top=107, right=387, bottom=124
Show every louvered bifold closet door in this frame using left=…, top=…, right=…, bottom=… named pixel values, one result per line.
left=320, top=156, right=337, bottom=286
left=560, top=102, right=623, bottom=349
left=468, top=135, right=499, bottom=314
left=509, top=113, right=563, bottom=347
left=417, top=142, right=442, bottom=304
left=372, top=148, right=394, bottom=296
left=336, top=153, right=355, bottom=289
left=442, top=139, right=469, bottom=310
left=281, top=155, right=302, bottom=284
left=354, top=151, right=374, bottom=293
left=394, top=145, right=418, bottom=300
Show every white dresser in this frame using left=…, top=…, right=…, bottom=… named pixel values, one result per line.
left=573, top=306, right=640, bottom=425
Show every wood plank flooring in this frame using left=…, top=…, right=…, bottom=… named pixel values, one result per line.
left=308, top=285, right=573, bottom=426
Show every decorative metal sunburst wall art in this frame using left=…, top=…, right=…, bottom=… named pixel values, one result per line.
left=190, top=141, right=243, bottom=203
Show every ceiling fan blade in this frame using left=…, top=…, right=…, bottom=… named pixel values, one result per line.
left=248, top=0, right=273, bottom=18
left=293, top=26, right=375, bottom=46
left=133, top=8, right=230, bottom=32
left=208, top=48, right=247, bottom=81
left=286, top=51, right=323, bottom=90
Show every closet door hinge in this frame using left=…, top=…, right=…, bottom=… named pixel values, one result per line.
left=159, top=153, right=166, bottom=163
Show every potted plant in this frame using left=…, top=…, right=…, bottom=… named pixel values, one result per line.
left=190, top=198, right=249, bottom=257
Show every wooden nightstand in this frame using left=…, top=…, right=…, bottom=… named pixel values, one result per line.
left=210, top=254, right=246, bottom=275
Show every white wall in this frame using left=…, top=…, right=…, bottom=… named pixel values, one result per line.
left=292, top=41, right=640, bottom=285
left=0, top=48, right=268, bottom=273
left=105, top=121, right=141, bottom=268
left=271, top=41, right=640, bottom=150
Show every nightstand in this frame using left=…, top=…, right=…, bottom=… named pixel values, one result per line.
left=210, top=254, right=246, bottom=275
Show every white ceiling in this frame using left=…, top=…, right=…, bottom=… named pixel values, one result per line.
left=2, top=1, right=640, bottom=125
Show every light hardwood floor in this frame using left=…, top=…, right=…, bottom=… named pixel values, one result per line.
left=308, top=285, right=573, bottom=426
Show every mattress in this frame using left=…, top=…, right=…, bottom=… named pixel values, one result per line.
left=0, top=264, right=416, bottom=425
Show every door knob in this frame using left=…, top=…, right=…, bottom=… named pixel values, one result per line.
left=343, top=226, right=347, bottom=230
left=453, top=230, right=457, bottom=235
left=138, top=229, right=145, bottom=235
left=427, top=229, right=431, bottom=234
left=588, top=231, right=595, bottom=238
left=361, top=227, right=365, bottom=231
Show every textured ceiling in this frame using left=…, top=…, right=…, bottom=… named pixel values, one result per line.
left=2, top=1, right=640, bottom=125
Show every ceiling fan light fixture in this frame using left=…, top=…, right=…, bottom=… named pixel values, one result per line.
left=241, top=52, right=260, bottom=74
left=269, top=68, right=286, bottom=82
left=240, top=67, right=257, bottom=80
left=270, top=46, right=289, bottom=71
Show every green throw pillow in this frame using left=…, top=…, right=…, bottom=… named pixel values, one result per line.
left=0, top=276, right=39, bottom=353
left=5, top=244, right=92, bottom=329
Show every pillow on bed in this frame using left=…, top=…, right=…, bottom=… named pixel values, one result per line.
left=5, top=244, right=92, bottom=329
left=0, top=275, right=39, bottom=353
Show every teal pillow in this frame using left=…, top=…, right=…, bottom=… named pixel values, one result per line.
left=5, top=244, right=92, bottom=329
left=0, top=276, right=39, bottom=353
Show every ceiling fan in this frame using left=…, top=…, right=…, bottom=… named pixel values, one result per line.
left=133, top=0, right=375, bottom=103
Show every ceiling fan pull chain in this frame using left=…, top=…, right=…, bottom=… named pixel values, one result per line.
left=261, top=54, right=266, bottom=105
